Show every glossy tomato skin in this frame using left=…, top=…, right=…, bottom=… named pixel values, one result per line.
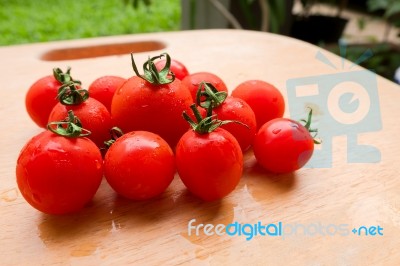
left=104, top=131, right=175, bottom=200
left=232, top=80, right=285, bottom=129
left=155, top=59, right=189, bottom=80
left=253, top=118, right=314, bottom=174
left=211, top=96, right=257, bottom=152
left=25, top=75, right=62, bottom=128
left=48, top=98, right=112, bottom=148
left=111, top=76, right=193, bottom=148
left=176, top=128, right=243, bottom=201
left=88, top=75, right=127, bottom=113
left=16, top=131, right=103, bottom=214
left=181, top=72, right=228, bottom=102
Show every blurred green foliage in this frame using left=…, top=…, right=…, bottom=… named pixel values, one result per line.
left=367, top=0, right=400, bottom=25
left=0, top=0, right=180, bottom=46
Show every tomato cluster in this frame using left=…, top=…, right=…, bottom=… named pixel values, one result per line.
left=18, top=53, right=318, bottom=214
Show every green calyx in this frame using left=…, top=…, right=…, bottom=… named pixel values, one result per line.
left=57, top=81, right=89, bottom=105
left=196, top=82, right=227, bottom=116
left=47, top=110, right=91, bottom=138
left=300, top=108, right=321, bottom=144
left=183, top=104, right=247, bottom=135
left=103, top=127, right=124, bottom=149
left=131, top=53, right=175, bottom=85
left=53, top=67, right=81, bottom=85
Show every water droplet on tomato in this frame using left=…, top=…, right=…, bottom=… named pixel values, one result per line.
left=95, top=160, right=102, bottom=170
left=272, top=128, right=281, bottom=134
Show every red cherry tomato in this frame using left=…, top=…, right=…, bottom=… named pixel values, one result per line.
left=253, top=118, right=314, bottom=174
left=104, top=131, right=175, bottom=200
left=48, top=97, right=112, bottom=148
left=25, top=68, right=78, bottom=128
left=210, top=96, right=257, bottom=152
left=16, top=130, right=103, bottom=214
left=25, top=76, right=61, bottom=128
left=196, top=82, right=257, bottom=152
left=111, top=53, right=193, bottom=148
left=232, top=80, right=285, bottom=129
left=155, top=59, right=189, bottom=80
left=176, top=126, right=243, bottom=201
left=181, top=72, right=228, bottom=102
left=88, top=75, right=127, bottom=113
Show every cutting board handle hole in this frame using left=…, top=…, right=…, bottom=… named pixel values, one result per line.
left=40, top=41, right=166, bottom=61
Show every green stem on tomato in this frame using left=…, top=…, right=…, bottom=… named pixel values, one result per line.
left=196, top=82, right=227, bottom=116
left=47, top=110, right=91, bottom=138
left=103, top=127, right=124, bottom=149
left=183, top=104, right=248, bottom=135
left=131, top=53, right=175, bottom=85
left=53, top=67, right=81, bottom=85
left=57, top=81, right=89, bottom=105
left=300, top=108, right=321, bottom=144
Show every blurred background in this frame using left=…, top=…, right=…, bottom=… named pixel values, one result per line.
left=0, top=0, right=399, bottom=82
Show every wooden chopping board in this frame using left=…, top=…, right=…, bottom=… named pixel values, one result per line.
left=0, top=29, right=399, bottom=265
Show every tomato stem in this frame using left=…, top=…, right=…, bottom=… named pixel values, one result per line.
left=131, top=53, right=175, bottom=85
left=103, top=127, right=124, bottom=149
left=57, top=81, right=89, bottom=105
left=300, top=108, right=321, bottom=144
left=53, top=67, right=81, bottom=85
left=196, top=82, right=227, bottom=116
left=183, top=104, right=248, bottom=134
left=47, top=110, right=91, bottom=138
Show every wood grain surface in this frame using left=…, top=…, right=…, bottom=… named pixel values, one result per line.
left=0, top=29, right=399, bottom=266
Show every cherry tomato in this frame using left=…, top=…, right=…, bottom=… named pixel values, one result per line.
left=181, top=72, right=228, bottom=102
left=16, top=128, right=103, bottom=215
left=47, top=81, right=112, bottom=148
left=49, top=97, right=112, bottom=148
left=111, top=53, right=193, bottom=148
left=104, top=131, right=175, bottom=200
left=211, top=97, right=256, bottom=152
left=88, top=75, right=127, bottom=113
left=25, top=68, right=78, bottom=128
left=176, top=106, right=243, bottom=201
left=176, top=128, right=243, bottom=201
left=155, top=58, right=189, bottom=80
left=253, top=118, right=314, bottom=174
left=196, top=82, right=257, bottom=152
left=232, top=80, right=285, bottom=129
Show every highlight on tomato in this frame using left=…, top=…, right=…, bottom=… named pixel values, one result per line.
left=103, top=128, right=175, bottom=200
left=111, top=53, right=193, bottom=148
left=25, top=67, right=80, bottom=128
left=48, top=81, right=112, bottom=148
left=16, top=111, right=103, bottom=215
left=253, top=109, right=320, bottom=174
left=232, top=80, right=285, bottom=129
left=196, top=82, right=257, bottom=152
left=175, top=104, right=243, bottom=201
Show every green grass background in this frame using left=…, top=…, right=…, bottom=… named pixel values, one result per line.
left=0, top=0, right=181, bottom=46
